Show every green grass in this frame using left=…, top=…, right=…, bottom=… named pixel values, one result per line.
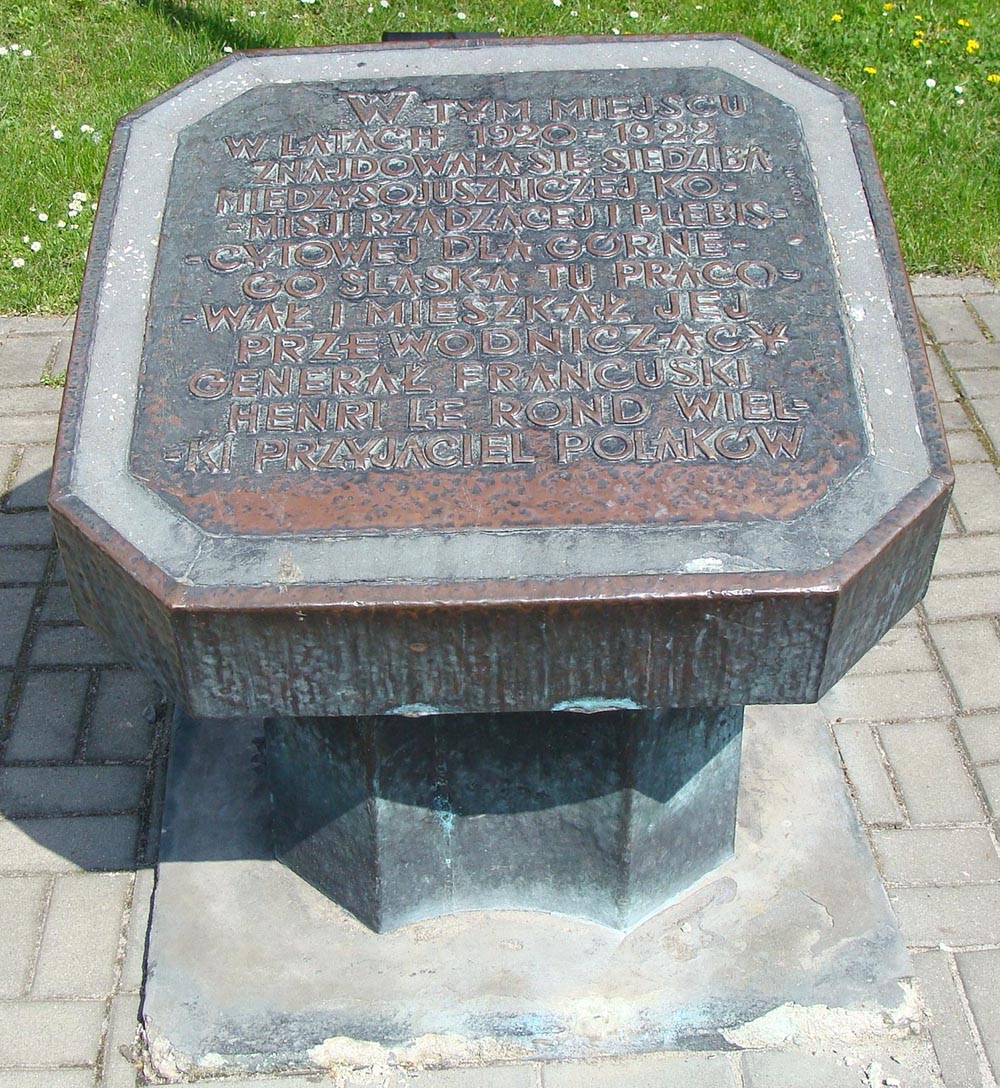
left=1, top=0, right=999, bottom=312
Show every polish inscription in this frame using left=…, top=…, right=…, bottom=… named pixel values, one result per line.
left=130, top=71, right=863, bottom=534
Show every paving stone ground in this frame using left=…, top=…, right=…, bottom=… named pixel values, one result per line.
left=0, top=279, right=998, bottom=1086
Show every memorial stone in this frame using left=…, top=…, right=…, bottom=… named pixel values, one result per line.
left=51, top=33, right=952, bottom=1075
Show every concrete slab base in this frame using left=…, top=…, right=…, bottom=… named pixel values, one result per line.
left=141, top=705, right=918, bottom=1081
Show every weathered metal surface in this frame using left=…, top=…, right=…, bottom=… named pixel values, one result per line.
left=266, top=706, right=743, bottom=931
left=50, top=36, right=953, bottom=718
left=130, top=67, right=862, bottom=535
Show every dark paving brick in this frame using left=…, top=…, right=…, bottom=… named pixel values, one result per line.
left=5, top=670, right=87, bottom=762
left=0, top=548, right=49, bottom=584
left=0, top=765, right=146, bottom=816
left=30, top=625, right=124, bottom=667
left=89, top=671, right=157, bottom=761
left=0, top=587, right=35, bottom=667
left=0, top=511, right=52, bottom=546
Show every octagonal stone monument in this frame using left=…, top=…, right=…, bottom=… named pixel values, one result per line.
left=53, top=33, right=949, bottom=944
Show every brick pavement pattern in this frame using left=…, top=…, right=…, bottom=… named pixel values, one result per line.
left=0, top=281, right=998, bottom=1086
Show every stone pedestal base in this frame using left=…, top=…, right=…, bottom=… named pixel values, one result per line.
left=142, top=706, right=915, bottom=1080
left=265, top=707, right=743, bottom=931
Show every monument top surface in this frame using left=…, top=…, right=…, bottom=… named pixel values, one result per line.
left=53, top=36, right=949, bottom=607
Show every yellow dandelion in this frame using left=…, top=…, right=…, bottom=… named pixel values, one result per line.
left=831, top=12, right=843, bottom=21
left=913, top=13, right=923, bottom=20
left=883, top=2, right=894, bottom=9
left=988, top=72, right=1000, bottom=83
left=911, top=37, right=923, bottom=46
left=863, top=65, right=877, bottom=73
left=957, top=18, right=971, bottom=27
left=967, top=38, right=981, bottom=53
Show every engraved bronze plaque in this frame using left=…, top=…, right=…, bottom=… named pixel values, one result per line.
left=51, top=38, right=952, bottom=717
left=130, top=69, right=863, bottom=535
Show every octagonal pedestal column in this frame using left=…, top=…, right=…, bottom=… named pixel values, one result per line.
left=265, top=707, right=743, bottom=932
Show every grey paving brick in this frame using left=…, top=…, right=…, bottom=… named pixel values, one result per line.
left=871, top=827, right=1000, bottom=884
left=950, top=464, right=1000, bottom=533
left=890, top=884, right=1000, bottom=945
left=978, top=763, right=1000, bottom=818
left=832, top=721, right=904, bottom=825
left=848, top=625, right=936, bottom=677
left=7, top=446, right=53, bottom=510
left=413, top=1064, right=540, bottom=1087
left=203, top=1080, right=399, bottom=1088
left=0, top=875, right=47, bottom=998
left=119, top=869, right=152, bottom=995
left=160, top=1074, right=522, bottom=1088
left=878, top=721, right=982, bottom=824
left=0, top=766, right=146, bottom=816
left=89, top=671, right=156, bottom=762
left=0, top=336, right=57, bottom=386
left=930, top=619, right=1000, bottom=710
left=924, top=574, right=1000, bottom=622
left=0, top=414, right=60, bottom=444
left=40, top=585, right=80, bottom=625
left=31, top=625, right=123, bottom=666
left=32, top=872, right=128, bottom=998
left=0, top=511, right=52, bottom=546
left=944, top=429, right=990, bottom=462
left=52, top=337, right=70, bottom=373
left=956, top=370, right=1000, bottom=400
left=0, top=548, right=49, bottom=584
left=741, top=1051, right=918, bottom=1088
left=0, top=587, right=34, bottom=666
left=940, top=505, right=962, bottom=537
left=0, top=1072, right=96, bottom=1088
left=5, top=670, right=87, bottom=762
left=0, top=316, right=74, bottom=336
left=894, top=605, right=922, bottom=628
left=102, top=992, right=142, bottom=1088
left=51, top=553, right=66, bottom=584
left=0, top=998, right=104, bottom=1065
left=932, top=537, right=1000, bottom=577
left=0, top=385, right=65, bottom=415
left=956, top=712, right=1000, bottom=765
left=820, top=671, right=953, bottom=723
left=969, top=294, right=1000, bottom=339
left=927, top=345, right=958, bottom=402
left=944, top=340, right=1000, bottom=370
left=956, top=949, right=1000, bottom=1083
left=0, top=447, right=16, bottom=488
left=920, top=296, right=987, bottom=344
left=978, top=397, right=1000, bottom=454
left=912, top=275, right=997, bottom=297
left=544, top=1053, right=736, bottom=1087
left=0, top=815, right=137, bottom=873
left=938, top=400, right=973, bottom=432
left=912, top=949, right=984, bottom=1088
left=909, top=276, right=996, bottom=298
